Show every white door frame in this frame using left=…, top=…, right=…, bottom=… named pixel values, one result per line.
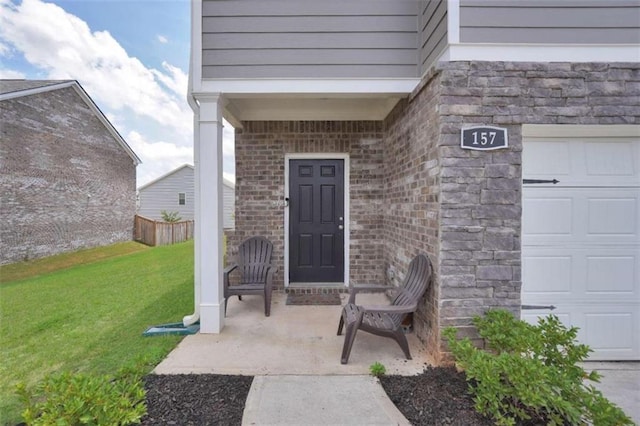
left=284, top=153, right=350, bottom=287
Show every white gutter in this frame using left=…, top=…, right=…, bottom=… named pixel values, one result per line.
left=183, top=44, right=201, bottom=327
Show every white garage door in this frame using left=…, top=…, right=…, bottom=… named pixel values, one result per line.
left=522, top=131, right=640, bottom=360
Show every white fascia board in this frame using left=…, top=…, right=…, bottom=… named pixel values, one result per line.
left=198, top=79, right=420, bottom=96
left=523, top=124, right=640, bottom=139
left=0, top=81, right=75, bottom=101
left=440, top=43, right=640, bottom=63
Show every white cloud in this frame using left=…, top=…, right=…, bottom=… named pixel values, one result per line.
left=0, top=68, right=25, bottom=79
left=0, top=0, right=192, bottom=139
left=157, top=34, right=168, bottom=44
left=127, top=131, right=193, bottom=187
left=151, top=61, right=188, bottom=99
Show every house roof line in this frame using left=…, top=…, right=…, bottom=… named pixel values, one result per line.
left=0, top=80, right=142, bottom=165
left=138, top=163, right=235, bottom=191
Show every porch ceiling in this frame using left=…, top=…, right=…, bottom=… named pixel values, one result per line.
left=223, top=94, right=405, bottom=126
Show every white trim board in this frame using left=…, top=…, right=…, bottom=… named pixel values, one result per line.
left=440, top=43, right=640, bottom=64
left=284, top=153, right=350, bottom=288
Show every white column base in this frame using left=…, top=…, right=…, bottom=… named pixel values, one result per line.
left=199, top=302, right=225, bottom=333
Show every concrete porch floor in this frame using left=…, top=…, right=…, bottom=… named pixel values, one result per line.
left=154, top=292, right=433, bottom=376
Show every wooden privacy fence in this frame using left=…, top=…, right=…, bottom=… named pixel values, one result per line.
left=134, top=215, right=194, bottom=246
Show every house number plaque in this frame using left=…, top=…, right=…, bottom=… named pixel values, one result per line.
left=461, top=126, right=508, bottom=151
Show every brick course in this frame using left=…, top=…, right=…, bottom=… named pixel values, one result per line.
left=0, top=87, right=137, bottom=264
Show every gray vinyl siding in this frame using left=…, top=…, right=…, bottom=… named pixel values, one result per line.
left=420, top=0, right=448, bottom=76
left=138, top=166, right=195, bottom=222
left=138, top=165, right=235, bottom=229
left=459, top=0, right=640, bottom=44
left=201, top=0, right=419, bottom=79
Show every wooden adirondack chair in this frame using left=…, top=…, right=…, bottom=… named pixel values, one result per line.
left=224, top=236, right=276, bottom=317
left=337, top=254, right=432, bottom=364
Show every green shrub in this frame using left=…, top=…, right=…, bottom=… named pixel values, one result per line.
left=444, top=310, right=633, bottom=426
left=369, top=362, right=386, bottom=377
left=160, top=210, right=181, bottom=223
left=16, top=366, right=146, bottom=425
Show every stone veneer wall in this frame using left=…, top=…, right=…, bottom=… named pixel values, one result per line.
left=0, top=87, right=137, bottom=264
left=383, top=61, right=639, bottom=362
left=232, top=121, right=385, bottom=288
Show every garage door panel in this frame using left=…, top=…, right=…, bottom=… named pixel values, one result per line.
left=523, top=255, right=572, bottom=294
left=524, top=188, right=639, bottom=244
left=586, top=256, right=637, bottom=295
left=524, top=248, right=639, bottom=304
left=522, top=306, right=639, bottom=360
left=523, top=197, right=573, bottom=237
left=585, top=141, right=637, bottom=178
left=588, top=197, right=637, bottom=236
left=584, top=311, right=637, bottom=357
left=523, top=140, right=572, bottom=178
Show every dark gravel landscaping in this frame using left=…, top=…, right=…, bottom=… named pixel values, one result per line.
left=142, top=367, right=491, bottom=425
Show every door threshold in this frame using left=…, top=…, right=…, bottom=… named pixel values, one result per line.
left=286, top=282, right=348, bottom=294
left=289, top=282, right=347, bottom=288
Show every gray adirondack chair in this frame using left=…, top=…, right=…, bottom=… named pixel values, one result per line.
left=337, top=254, right=432, bottom=364
left=224, top=236, right=276, bottom=317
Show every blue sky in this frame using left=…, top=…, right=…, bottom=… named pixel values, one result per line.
left=0, top=0, right=235, bottom=186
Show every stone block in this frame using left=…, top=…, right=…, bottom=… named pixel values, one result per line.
left=477, top=265, right=513, bottom=281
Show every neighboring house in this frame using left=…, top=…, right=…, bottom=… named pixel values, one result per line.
left=0, top=80, right=141, bottom=265
left=186, top=1, right=640, bottom=362
left=137, top=164, right=235, bottom=229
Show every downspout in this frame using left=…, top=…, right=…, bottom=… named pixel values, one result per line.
left=183, top=50, right=201, bottom=327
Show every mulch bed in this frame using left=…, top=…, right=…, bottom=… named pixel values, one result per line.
left=285, top=292, right=342, bottom=305
left=379, top=367, right=493, bottom=425
left=142, top=375, right=253, bottom=426
left=141, top=367, right=494, bottom=425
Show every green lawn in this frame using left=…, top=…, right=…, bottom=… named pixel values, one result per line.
left=0, top=241, right=195, bottom=424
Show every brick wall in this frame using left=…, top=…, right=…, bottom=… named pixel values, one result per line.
left=232, top=121, right=385, bottom=288
left=0, top=87, right=137, bottom=264
left=382, top=69, right=443, bottom=361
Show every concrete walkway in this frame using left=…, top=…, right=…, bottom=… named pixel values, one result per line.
left=154, top=293, right=640, bottom=425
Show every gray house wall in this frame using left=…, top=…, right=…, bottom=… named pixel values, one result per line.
left=459, top=0, right=640, bottom=44
left=201, top=0, right=639, bottom=81
left=138, top=166, right=195, bottom=221
left=201, top=0, right=419, bottom=79
left=138, top=165, right=235, bottom=229
left=420, top=0, right=448, bottom=77
left=0, top=87, right=137, bottom=265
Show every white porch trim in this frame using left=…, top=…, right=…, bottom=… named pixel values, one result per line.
left=283, top=153, right=350, bottom=288
left=193, top=93, right=225, bottom=333
left=439, top=43, right=640, bottom=64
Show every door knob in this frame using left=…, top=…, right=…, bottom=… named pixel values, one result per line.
left=338, top=225, right=344, bottom=230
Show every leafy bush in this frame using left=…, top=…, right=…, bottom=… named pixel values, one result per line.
left=160, top=210, right=181, bottom=223
left=369, top=362, right=386, bottom=377
left=443, top=310, right=633, bottom=426
left=16, top=365, right=146, bottom=425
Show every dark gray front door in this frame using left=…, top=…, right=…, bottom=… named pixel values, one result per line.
left=289, top=159, right=344, bottom=282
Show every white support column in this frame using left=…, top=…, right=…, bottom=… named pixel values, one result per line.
left=195, top=93, right=225, bottom=333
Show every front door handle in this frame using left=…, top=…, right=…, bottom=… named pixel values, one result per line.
left=338, top=225, right=344, bottom=230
